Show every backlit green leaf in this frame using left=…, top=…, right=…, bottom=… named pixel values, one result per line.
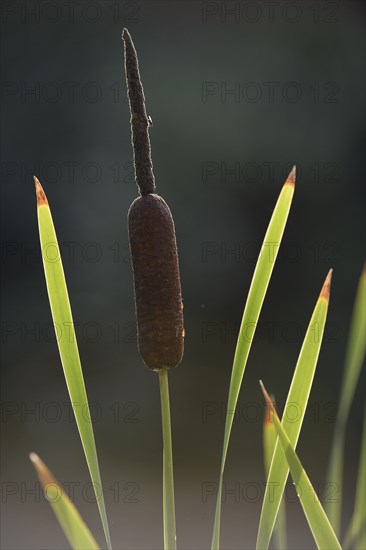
left=256, top=270, right=332, bottom=550
left=34, top=177, right=112, bottom=550
left=260, top=385, right=341, bottom=550
left=211, top=168, right=296, bottom=550
left=326, top=266, right=366, bottom=535
left=30, top=453, right=100, bottom=550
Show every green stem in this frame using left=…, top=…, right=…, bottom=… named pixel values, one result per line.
left=159, top=368, right=177, bottom=550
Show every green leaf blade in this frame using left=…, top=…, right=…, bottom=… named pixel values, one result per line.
left=339, top=266, right=366, bottom=421
left=326, top=265, right=366, bottom=535
left=35, top=178, right=112, bottom=550
left=30, top=453, right=100, bottom=550
left=211, top=169, right=296, bottom=550
left=260, top=387, right=341, bottom=550
left=343, top=406, right=366, bottom=549
left=256, top=270, right=332, bottom=550
left=263, top=399, right=287, bottom=549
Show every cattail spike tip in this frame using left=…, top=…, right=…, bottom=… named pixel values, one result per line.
left=123, top=28, right=156, bottom=195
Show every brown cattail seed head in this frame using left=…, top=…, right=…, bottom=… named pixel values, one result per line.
left=128, top=194, right=184, bottom=370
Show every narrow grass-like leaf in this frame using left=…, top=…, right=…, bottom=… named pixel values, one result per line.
left=211, top=168, right=296, bottom=550
left=30, top=453, right=100, bottom=550
left=256, top=270, right=332, bottom=550
left=326, top=265, right=366, bottom=535
left=259, top=384, right=341, bottom=550
left=34, top=177, right=112, bottom=550
left=263, top=396, right=287, bottom=549
left=343, top=406, right=366, bottom=549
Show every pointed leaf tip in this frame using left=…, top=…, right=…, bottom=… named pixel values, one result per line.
left=29, top=453, right=101, bottom=549
left=34, top=176, right=48, bottom=206
left=30, top=452, right=54, bottom=486
left=29, top=452, right=38, bottom=463
left=285, top=165, right=296, bottom=187
left=320, top=269, right=333, bottom=302
left=264, top=392, right=276, bottom=425
left=259, top=380, right=274, bottom=410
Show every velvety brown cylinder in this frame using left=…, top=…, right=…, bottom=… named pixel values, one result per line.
left=128, top=193, right=184, bottom=370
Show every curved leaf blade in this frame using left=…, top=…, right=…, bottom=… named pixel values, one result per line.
left=256, top=270, right=332, bottom=550
left=30, top=453, right=100, bottom=550
left=260, top=385, right=341, bottom=550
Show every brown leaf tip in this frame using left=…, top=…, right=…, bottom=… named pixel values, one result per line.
left=285, top=165, right=296, bottom=187
left=29, top=452, right=54, bottom=486
left=260, top=381, right=279, bottom=425
left=34, top=176, right=48, bottom=206
left=320, top=268, right=333, bottom=302
left=264, top=393, right=276, bottom=425
left=259, top=380, right=273, bottom=410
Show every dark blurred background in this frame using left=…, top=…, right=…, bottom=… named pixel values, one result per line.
left=1, top=1, right=365, bottom=549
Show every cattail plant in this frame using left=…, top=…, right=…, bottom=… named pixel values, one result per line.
left=122, top=28, right=184, bottom=549
left=28, top=28, right=364, bottom=550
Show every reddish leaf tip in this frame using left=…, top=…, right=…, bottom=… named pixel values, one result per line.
left=29, top=452, right=54, bottom=486
left=285, top=165, right=296, bottom=187
left=260, top=381, right=278, bottom=427
left=264, top=393, right=276, bottom=425
left=320, top=268, right=333, bottom=302
left=259, top=380, right=272, bottom=408
left=34, top=176, right=48, bottom=207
